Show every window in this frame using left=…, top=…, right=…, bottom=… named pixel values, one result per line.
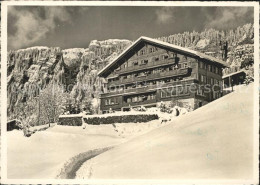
left=149, top=47, right=155, bottom=53
left=114, top=97, right=118, bottom=104
left=183, top=63, right=188, bottom=68
left=216, top=67, right=219, bottom=74
left=208, top=64, right=211, bottom=72
left=212, top=66, right=216, bottom=73
left=219, top=68, right=222, bottom=75
left=163, top=55, right=169, bottom=60
left=140, top=60, right=148, bottom=65
left=204, top=63, right=207, bottom=70
left=127, top=98, right=131, bottom=103
left=161, top=91, right=166, bottom=98
left=133, top=61, right=138, bottom=66
left=105, top=99, right=108, bottom=105
left=166, top=88, right=171, bottom=97
left=140, top=50, right=145, bottom=55
left=210, top=78, right=214, bottom=85
left=155, top=57, right=159, bottom=61
left=199, top=61, right=204, bottom=69
left=200, top=74, right=207, bottom=83
left=133, top=96, right=138, bottom=102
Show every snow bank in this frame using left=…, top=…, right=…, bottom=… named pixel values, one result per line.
left=7, top=117, right=170, bottom=179
left=7, top=125, right=126, bottom=179
left=76, top=83, right=255, bottom=179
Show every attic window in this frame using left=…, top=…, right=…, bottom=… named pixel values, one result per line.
left=149, top=47, right=155, bottom=53
left=133, top=61, right=138, bottom=66
left=163, top=55, right=169, bottom=60
left=140, top=50, right=145, bottom=55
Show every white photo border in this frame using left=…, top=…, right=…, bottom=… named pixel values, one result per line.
left=1, top=1, right=259, bottom=184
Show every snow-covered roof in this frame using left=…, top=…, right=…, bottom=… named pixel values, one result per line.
left=98, top=36, right=229, bottom=77
left=222, top=70, right=246, bottom=79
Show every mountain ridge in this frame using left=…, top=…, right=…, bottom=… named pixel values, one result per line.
left=7, top=23, right=254, bottom=125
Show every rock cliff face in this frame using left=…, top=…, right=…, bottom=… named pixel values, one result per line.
left=7, top=39, right=132, bottom=118
left=7, top=23, right=254, bottom=120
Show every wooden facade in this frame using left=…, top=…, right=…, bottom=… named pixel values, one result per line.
left=223, top=70, right=246, bottom=88
left=98, top=37, right=229, bottom=113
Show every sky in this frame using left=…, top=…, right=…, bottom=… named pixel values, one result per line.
left=7, top=6, right=254, bottom=50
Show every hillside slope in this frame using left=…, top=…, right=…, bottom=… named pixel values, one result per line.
left=76, top=83, right=255, bottom=179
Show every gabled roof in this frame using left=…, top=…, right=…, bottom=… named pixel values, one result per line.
left=98, top=36, right=229, bottom=77
left=222, top=70, right=246, bottom=79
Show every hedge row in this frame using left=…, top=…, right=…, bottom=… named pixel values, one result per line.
left=58, top=116, right=82, bottom=126
left=83, top=114, right=159, bottom=125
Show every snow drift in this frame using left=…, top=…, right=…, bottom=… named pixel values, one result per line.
left=76, top=83, right=255, bottom=179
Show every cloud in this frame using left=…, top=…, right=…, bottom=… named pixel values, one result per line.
left=155, top=7, right=175, bottom=24
left=8, top=6, right=87, bottom=50
left=204, top=7, right=253, bottom=30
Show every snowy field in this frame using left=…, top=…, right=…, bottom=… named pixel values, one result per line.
left=76, top=83, right=255, bottom=179
left=7, top=115, right=169, bottom=179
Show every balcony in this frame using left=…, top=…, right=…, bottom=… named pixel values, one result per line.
left=108, top=68, right=191, bottom=86
left=122, top=99, right=157, bottom=107
left=116, top=58, right=175, bottom=75
left=101, top=78, right=198, bottom=98
left=100, top=84, right=157, bottom=98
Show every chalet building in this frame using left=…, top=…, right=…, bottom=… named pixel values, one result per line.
left=98, top=36, right=229, bottom=113
left=223, top=70, right=246, bottom=88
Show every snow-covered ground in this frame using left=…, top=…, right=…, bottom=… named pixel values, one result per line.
left=7, top=115, right=169, bottom=179
left=76, top=83, right=255, bottom=179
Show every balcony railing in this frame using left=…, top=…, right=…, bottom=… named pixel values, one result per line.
left=101, top=84, right=157, bottom=97
left=115, top=58, right=175, bottom=75
left=108, top=68, right=190, bottom=86
left=101, top=78, right=198, bottom=98
left=122, top=99, right=157, bottom=107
